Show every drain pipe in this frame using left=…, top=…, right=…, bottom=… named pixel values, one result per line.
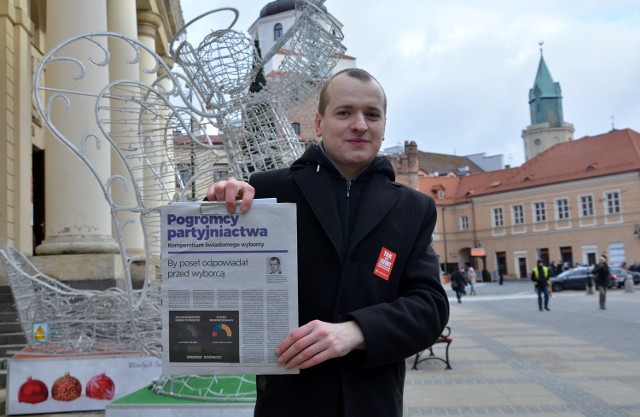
left=442, top=206, right=448, bottom=276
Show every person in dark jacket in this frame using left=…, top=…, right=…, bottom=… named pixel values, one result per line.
left=592, top=255, right=610, bottom=310
left=451, top=266, right=468, bottom=303
left=207, top=68, right=449, bottom=417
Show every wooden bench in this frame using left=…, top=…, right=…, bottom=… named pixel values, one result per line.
left=411, top=326, right=452, bottom=370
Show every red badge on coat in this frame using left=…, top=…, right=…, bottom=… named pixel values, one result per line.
left=373, top=247, right=396, bottom=280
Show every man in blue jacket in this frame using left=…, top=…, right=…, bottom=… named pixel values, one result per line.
left=207, top=68, right=449, bottom=417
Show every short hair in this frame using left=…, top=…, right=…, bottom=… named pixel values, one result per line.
left=317, top=68, right=387, bottom=116
left=270, top=257, right=280, bottom=264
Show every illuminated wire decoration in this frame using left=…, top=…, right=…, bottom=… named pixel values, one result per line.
left=3, top=0, right=345, bottom=402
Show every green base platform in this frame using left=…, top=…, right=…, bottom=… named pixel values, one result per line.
left=106, top=378, right=256, bottom=417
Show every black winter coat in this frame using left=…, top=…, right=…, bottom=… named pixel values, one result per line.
left=249, top=145, right=449, bottom=417
left=451, top=271, right=467, bottom=292
left=592, top=263, right=610, bottom=287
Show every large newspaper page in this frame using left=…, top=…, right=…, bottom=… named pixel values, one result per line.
left=160, top=201, right=298, bottom=375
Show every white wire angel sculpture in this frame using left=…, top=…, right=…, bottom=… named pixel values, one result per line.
left=3, top=0, right=345, bottom=401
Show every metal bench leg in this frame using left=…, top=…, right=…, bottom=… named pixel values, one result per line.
left=411, top=351, right=421, bottom=370
left=443, top=340, right=452, bottom=370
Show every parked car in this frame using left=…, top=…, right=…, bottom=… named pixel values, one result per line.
left=550, top=267, right=616, bottom=292
left=609, top=267, right=640, bottom=288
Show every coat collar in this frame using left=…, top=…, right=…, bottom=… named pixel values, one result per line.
left=349, top=174, right=401, bottom=249
left=292, top=161, right=401, bottom=259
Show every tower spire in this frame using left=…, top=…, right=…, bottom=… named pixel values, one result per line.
left=522, top=44, right=574, bottom=161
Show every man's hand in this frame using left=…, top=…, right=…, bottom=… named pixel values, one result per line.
left=206, top=178, right=255, bottom=213
left=275, top=320, right=366, bottom=370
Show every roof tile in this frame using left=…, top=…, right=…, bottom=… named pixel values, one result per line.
left=418, top=128, right=640, bottom=203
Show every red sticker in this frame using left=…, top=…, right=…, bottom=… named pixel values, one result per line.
left=373, top=247, right=396, bottom=280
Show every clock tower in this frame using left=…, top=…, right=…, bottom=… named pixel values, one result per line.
left=521, top=47, right=574, bottom=161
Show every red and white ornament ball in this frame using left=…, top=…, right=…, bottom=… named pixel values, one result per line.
left=86, top=373, right=116, bottom=400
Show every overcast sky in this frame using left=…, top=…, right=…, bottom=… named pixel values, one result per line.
left=180, top=0, right=640, bottom=167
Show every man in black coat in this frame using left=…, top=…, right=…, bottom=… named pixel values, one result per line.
left=451, top=267, right=468, bottom=303
left=592, top=255, right=610, bottom=310
left=207, top=68, right=449, bottom=417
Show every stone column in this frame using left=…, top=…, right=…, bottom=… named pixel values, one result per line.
left=137, top=11, right=169, bottom=273
left=137, top=11, right=163, bottom=88
left=0, top=0, right=33, bottom=254
left=34, top=0, right=119, bottom=282
left=107, top=0, right=145, bottom=257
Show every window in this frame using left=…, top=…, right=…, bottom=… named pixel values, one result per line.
left=512, top=204, right=524, bottom=225
left=274, top=23, right=283, bottom=40
left=175, top=162, right=192, bottom=188
left=291, top=122, right=300, bottom=135
left=459, top=216, right=468, bottom=230
left=556, top=198, right=570, bottom=220
left=437, top=190, right=445, bottom=199
left=175, top=162, right=197, bottom=199
left=492, top=207, right=503, bottom=227
left=580, top=195, right=594, bottom=217
left=533, top=201, right=546, bottom=223
left=605, top=191, right=621, bottom=214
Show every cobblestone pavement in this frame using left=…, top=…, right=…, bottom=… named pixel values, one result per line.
left=404, top=280, right=640, bottom=416
left=7, top=280, right=640, bottom=417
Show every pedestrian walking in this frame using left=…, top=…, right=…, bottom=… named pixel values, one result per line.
left=466, top=262, right=477, bottom=295
left=531, top=259, right=550, bottom=311
left=451, top=267, right=468, bottom=303
left=592, top=255, right=611, bottom=310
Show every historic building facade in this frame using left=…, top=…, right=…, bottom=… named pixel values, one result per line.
left=248, top=0, right=355, bottom=142
left=0, top=0, right=184, bottom=284
left=1, top=0, right=354, bottom=286
left=2, top=1, right=638, bottom=288
left=418, top=53, right=640, bottom=280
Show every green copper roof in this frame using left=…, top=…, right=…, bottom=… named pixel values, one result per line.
left=529, top=55, right=561, bottom=101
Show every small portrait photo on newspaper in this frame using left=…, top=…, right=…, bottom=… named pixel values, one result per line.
left=267, top=256, right=283, bottom=275
left=266, top=256, right=287, bottom=284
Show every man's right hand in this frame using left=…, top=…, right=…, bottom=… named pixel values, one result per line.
left=206, top=178, right=255, bottom=214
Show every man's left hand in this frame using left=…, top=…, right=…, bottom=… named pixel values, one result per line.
left=275, top=320, right=366, bottom=370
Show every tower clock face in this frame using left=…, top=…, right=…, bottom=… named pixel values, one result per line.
left=534, top=138, right=541, bottom=146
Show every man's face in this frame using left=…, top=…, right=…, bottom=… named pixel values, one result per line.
left=269, top=259, right=279, bottom=273
left=315, top=74, right=386, bottom=179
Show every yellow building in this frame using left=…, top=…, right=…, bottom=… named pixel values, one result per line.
left=420, top=127, right=640, bottom=280
left=401, top=52, right=640, bottom=281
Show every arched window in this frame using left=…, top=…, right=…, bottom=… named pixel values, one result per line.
left=274, top=23, right=283, bottom=40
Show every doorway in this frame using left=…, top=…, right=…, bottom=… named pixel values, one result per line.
left=496, top=251, right=507, bottom=275
left=560, top=246, right=573, bottom=268
left=32, top=148, right=45, bottom=251
left=582, top=244, right=597, bottom=267
left=518, top=257, right=527, bottom=279
left=537, top=247, right=549, bottom=266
